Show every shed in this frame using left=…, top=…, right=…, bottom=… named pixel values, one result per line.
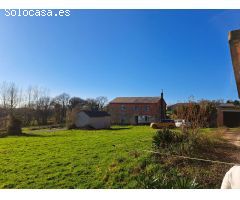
left=217, top=103, right=240, bottom=127
left=74, top=111, right=111, bottom=129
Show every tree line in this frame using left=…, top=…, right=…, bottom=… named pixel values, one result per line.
left=0, top=81, right=108, bottom=129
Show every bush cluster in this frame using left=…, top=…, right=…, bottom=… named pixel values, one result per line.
left=152, top=129, right=188, bottom=149
left=152, top=129, right=212, bottom=156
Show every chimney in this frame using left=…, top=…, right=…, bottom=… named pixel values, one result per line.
left=160, top=90, right=164, bottom=120
left=229, top=30, right=240, bottom=98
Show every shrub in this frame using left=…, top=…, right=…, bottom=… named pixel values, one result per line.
left=66, top=108, right=79, bottom=129
left=152, top=128, right=213, bottom=156
left=152, top=129, right=188, bottom=152
left=6, top=115, right=22, bottom=136
left=0, top=129, right=7, bottom=137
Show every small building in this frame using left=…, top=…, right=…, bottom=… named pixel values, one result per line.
left=108, top=92, right=166, bottom=125
left=74, top=110, right=111, bottom=129
left=217, top=103, right=240, bottom=127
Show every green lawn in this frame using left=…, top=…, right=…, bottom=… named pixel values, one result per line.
left=0, top=126, right=156, bottom=189
left=1, top=126, right=239, bottom=189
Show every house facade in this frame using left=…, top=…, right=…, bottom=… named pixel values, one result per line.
left=108, top=92, right=166, bottom=125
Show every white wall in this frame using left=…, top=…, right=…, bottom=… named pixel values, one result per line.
left=75, top=112, right=111, bottom=129
left=75, top=112, right=90, bottom=127
left=89, top=116, right=111, bottom=129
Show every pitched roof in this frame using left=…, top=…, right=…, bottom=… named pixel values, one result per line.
left=110, top=97, right=161, bottom=104
left=82, top=111, right=110, bottom=118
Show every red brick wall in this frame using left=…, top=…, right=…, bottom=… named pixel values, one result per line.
left=108, top=100, right=166, bottom=125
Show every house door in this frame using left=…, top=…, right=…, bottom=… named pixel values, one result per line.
left=145, top=116, right=148, bottom=123
left=135, top=116, right=138, bottom=125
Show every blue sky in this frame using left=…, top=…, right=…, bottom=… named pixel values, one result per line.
left=0, top=9, right=240, bottom=104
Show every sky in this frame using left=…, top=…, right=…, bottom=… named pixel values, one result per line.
left=0, top=9, right=240, bottom=104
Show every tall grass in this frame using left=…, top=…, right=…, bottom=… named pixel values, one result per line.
left=136, top=158, right=199, bottom=189
left=136, top=128, right=228, bottom=189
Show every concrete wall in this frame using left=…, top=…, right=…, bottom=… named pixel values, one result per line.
left=75, top=112, right=90, bottom=127
left=89, top=116, right=111, bottom=129
left=75, top=112, right=110, bottom=129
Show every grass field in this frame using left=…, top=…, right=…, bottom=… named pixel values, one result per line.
left=0, top=126, right=156, bottom=189
left=0, top=126, right=239, bottom=189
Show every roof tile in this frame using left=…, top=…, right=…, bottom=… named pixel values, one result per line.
left=110, top=97, right=161, bottom=104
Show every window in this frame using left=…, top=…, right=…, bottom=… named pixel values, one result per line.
left=120, top=104, right=126, bottom=111
left=145, top=106, right=150, bottom=112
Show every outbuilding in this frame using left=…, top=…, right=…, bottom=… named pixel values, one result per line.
left=217, top=103, right=240, bottom=127
left=74, top=110, right=111, bottom=129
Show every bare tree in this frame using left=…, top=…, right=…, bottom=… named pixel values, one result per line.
left=18, top=86, right=51, bottom=126
left=18, top=88, right=24, bottom=108
left=26, top=86, right=34, bottom=108
left=0, top=81, right=110, bottom=128
left=0, top=82, right=22, bottom=129
left=85, top=98, right=99, bottom=111
left=54, top=93, right=70, bottom=107
left=95, top=96, right=108, bottom=111
left=32, top=86, right=41, bottom=109
left=33, top=87, right=50, bottom=125
left=0, top=81, right=9, bottom=109
left=9, top=83, right=19, bottom=110
left=19, top=86, right=35, bottom=126
left=0, top=82, right=9, bottom=129
left=68, top=97, right=86, bottom=110
left=36, top=96, right=51, bottom=125
left=52, top=93, right=70, bottom=123
left=0, top=82, right=21, bottom=112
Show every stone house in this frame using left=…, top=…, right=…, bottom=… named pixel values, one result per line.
left=108, top=92, right=166, bottom=125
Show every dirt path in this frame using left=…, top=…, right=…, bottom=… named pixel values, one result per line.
left=222, top=129, right=240, bottom=147
left=218, top=129, right=240, bottom=165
